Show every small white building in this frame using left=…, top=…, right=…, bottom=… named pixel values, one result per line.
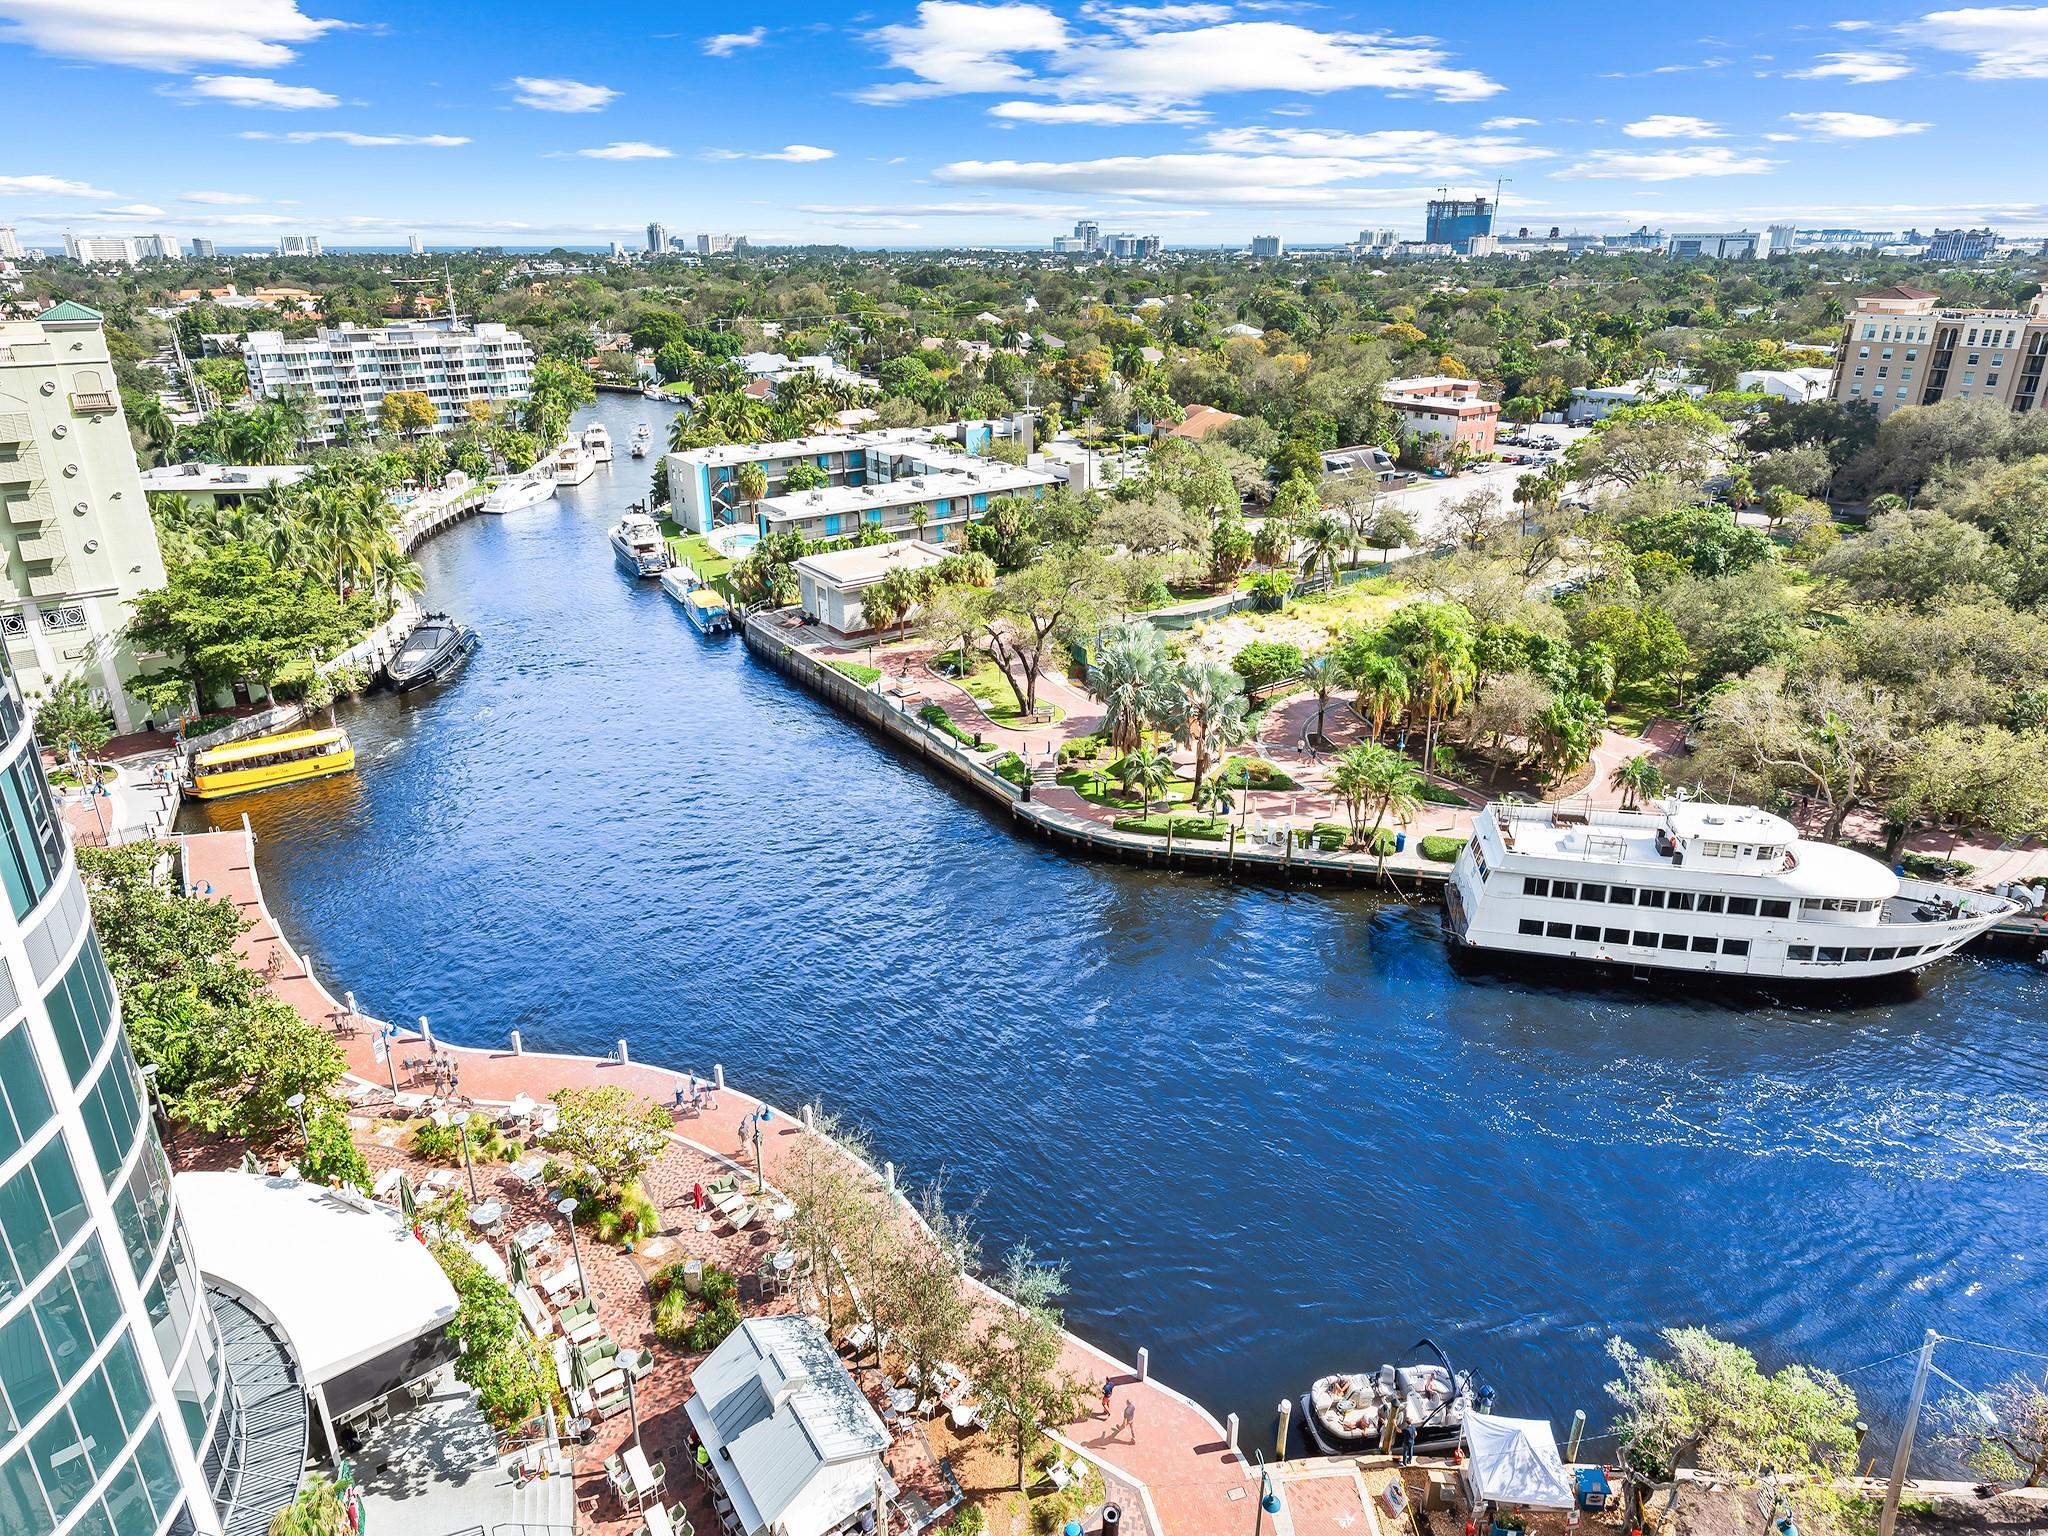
left=793, top=540, right=949, bottom=636
left=686, top=1316, right=894, bottom=1536
left=1566, top=370, right=1705, bottom=425
left=1737, top=367, right=1833, bottom=403
left=140, top=461, right=313, bottom=509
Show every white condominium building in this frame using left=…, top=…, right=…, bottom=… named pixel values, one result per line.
left=275, top=235, right=321, bottom=258
left=61, top=236, right=138, bottom=267
left=1829, top=285, right=2048, bottom=419
left=241, top=320, right=535, bottom=443
left=0, top=303, right=169, bottom=732
left=0, top=229, right=22, bottom=260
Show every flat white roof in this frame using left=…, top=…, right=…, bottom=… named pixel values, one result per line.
left=764, top=462, right=1057, bottom=521
left=793, top=539, right=948, bottom=590
left=140, top=463, right=311, bottom=491
left=670, top=427, right=932, bottom=469
left=175, top=1171, right=458, bottom=1389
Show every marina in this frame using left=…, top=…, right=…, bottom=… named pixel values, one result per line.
left=185, top=396, right=2048, bottom=1449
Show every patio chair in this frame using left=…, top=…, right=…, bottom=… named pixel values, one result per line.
left=1039, top=1460, right=1072, bottom=1492
left=605, top=1453, right=627, bottom=1489
left=648, top=1460, right=667, bottom=1490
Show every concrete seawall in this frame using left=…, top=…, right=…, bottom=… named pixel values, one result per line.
left=740, top=610, right=1452, bottom=892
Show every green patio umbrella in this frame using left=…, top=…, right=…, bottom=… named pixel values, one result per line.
left=508, top=1239, right=530, bottom=1291
left=398, top=1173, right=418, bottom=1223
left=239, top=1150, right=261, bottom=1175
left=569, top=1340, right=592, bottom=1398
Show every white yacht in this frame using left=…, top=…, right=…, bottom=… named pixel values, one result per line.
left=550, top=443, right=597, bottom=486
left=629, top=439, right=647, bottom=459
left=480, top=472, right=557, bottom=515
left=610, top=511, right=669, bottom=578
left=1446, top=796, right=2017, bottom=983
left=581, top=423, right=613, bottom=463
left=634, top=421, right=652, bottom=440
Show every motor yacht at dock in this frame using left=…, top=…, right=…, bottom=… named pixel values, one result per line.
left=480, top=472, right=556, bottom=514
left=1446, top=795, right=2019, bottom=982
left=550, top=442, right=597, bottom=486
left=581, top=423, right=613, bottom=463
left=384, top=612, right=479, bottom=692
left=610, top=510, right=669, bottom=578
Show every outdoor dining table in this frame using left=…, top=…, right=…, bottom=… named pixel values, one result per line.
left=623, top=1444, right=659, bottom=1504
left=512, top=1220, right=554, bottom=1252
left=469, top=1201, right=503, bottom=1230
left=643, top=1504, right=675, bottom=1536
left=770, top=1201, right=795, bottom=1224
left=888, top=1388, right=917, bottom=1415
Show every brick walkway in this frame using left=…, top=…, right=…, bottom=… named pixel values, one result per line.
left=178, top=828, right=1268, bottom=1536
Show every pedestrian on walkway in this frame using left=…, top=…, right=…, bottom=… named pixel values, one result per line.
left=1100, top=1380, right=1114, bottom=1418
left=1120, top=1400, right=1136, bottom=1441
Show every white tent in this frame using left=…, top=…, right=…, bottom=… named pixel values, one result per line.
left=1462, top=1415, right=1576, bottom=1511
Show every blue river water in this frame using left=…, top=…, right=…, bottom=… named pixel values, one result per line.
left=184, top=395, right=2048, bottom=1455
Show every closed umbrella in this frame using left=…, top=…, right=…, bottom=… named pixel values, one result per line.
left=508, top=1239, right=530, bottom=1291
left=569, top=1342, right=592, bottom=1395
left=398, top=1173, right=418, bottom=1223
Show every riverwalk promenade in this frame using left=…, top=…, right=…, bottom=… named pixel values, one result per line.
left=178, top=824, right=1395, bottom=1536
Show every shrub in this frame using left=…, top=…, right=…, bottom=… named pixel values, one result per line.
left=299, top=1105, right=371, bottom=1192
left=1901, top=851, right=1974, bottom=879
left=431, top=1237, right=555, bottom=1430
left=1419, top=835, right=1467, bottom=862
left=691, top=1294, right=743, bottom=1351
left=1113, top=813, right=1229, bottom=840
left=825, top=660, right=881, bottom=686
left=1418, top=781, right=1469, bottom=807
left=1216, top=755, right=1296, bottom=791
left=991, top=752, right=1028, bottom=787
left=653, top=1286, right=694, bottom=1346
left=1246, top=570, right=1291, bottom=610
left=1310, top=822, right=1348, bottom=852
left=934, top=1504, right=986, bottom=1536
left=1059, top=733, right=1109, bottom=763
left=594, top=1183, right=660, bottom=1247
left=181, top=713, right=237, bottom=739
left=410, top=1115, right=513, bottom=1168
left=1231, top=640, right=1305, bottom=692
left=919, top=702, right=973, bottom=745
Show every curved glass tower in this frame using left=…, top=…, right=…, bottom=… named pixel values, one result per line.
left=0, top=646, right=236, bottom=1536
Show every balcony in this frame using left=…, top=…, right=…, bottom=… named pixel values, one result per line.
left=0, top=411, right=29, bottom=445
left=0, top=454, right=40, bottom=487
left=15, top=532, right=63, bottom=563
left=6, top=491, right=53, bottom=525
left=69, top=391, right=118, bottom=415
left=26, top=570, right=73, bottom=599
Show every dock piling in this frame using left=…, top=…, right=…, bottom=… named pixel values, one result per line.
left=713, top=1063, right=725, bottom=1090
left=1566, top=1409, right=1585, bottom=1462
left=617, top=1037, right=630, bottom=1065
left=1276, top=1399, right=1291, bottom=1458
left=509, top=1029, right=522, bottom=1055
left=418, top=1014, right=432, bottom=1049
left=1226, top=1412, right=1239, bottom=1463
left=1137, top=1346, right=1150, bottom=1383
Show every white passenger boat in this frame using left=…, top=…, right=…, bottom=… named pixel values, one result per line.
left=610, top=511, right=668, bottom=578
left=551, top=443, right=597, bottom=486
left=630, top=440, right=647, bottom=458
left=1446, top=795, right=2020, bottom=983
left=1301, top=1345, right=1489, bottom=1457
left=634, top=421, right=652, bottom=440
left=480, top=473, right=557, bottom=514
left=581, top=423, right=613, bottom=463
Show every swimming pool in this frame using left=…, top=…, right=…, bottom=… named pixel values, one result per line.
left=708, top=526, right=759, bottom=558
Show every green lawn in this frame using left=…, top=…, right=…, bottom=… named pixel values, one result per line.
left=825, top=660, right=881, bottom=685
left=1055, top=766, right=1198, bottom=810
left=666, top=527, right=736, bottom=581
left=953, top=658, right=1066, bottom=727
left=1112, top=812, right=1230, bottom=840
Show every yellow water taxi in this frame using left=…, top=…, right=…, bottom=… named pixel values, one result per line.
left=190, top=727, right=356, bottom=800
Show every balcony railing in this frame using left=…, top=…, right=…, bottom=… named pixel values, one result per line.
left=0, top=411, right=29, bottom=444
left=15, top=533, right=64, bottom=563
left=0, top=454, right=40, bottom=487
left=6, top=490, right=53, bottom=525
left=26, top=570, right=73, bottom=599
left=69, top=392, right=118, bottom=415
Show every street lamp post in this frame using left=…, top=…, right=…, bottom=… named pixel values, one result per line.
left=1250, top=1452, right=1281, bottom=1536
left=285, top=1091, right=309, bottom=1155
left=558, top=1197, right=588, bottom=1297
left=452, top=1109, right=478, bottom=1200
left=746, top=1107, right=775, bottom=1193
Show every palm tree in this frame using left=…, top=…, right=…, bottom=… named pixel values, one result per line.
left=1350, top=652, right=1409, bottom=741
left=734, top=462, right=768, bottom=530
left=1302, top=651, right=1343, bottom=746
left=1168, top=660, right=1250, bottom=796
left=130, top=394, right=176, bottom=466
left=1610, top=753, right=1665, bottom=811
left=1113, top=745, right=1174, bottom=812
left=1090, top=623, right=1172, bottom=756
left=1331, top=742, right=1423, bottom=872
left=1297, top=510, right=1346, bottom=585
left=1190, top=774, right=1234, bottom=823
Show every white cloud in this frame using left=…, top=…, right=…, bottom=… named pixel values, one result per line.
left=181, top=190, right=266, bottom=204
left=1481, top=115, right=1537, bottom=129
left=0, top=174, right=119, bottom=198
left=1623, top=114, right=1724, bottom=138
left=1899, top=5, right=2048, bottom=78
left=241, top=130, right=470, bottom=146
left=186, top=74, right=338, bottom=109
left=934, top=151, right=1451, bottom=207
left=990, top=99, right=1203, bottom=123
left=1551, top=146, right=1778, bottom=180
left=0, top=0, right=344, bottom=71
left=858, top=3, right=1501, bottom=107
left=510, top=77, right=618, bottom=112
left=1790, top=49, right=1914, bottom=82
left=565, top=141, right=673, bottom=160
left=102, top=202, right=165, bottom=217
left=703, top=26, right=767, bottom=55
left=1203, top=125, right=1543, bottom=169
left=1833, top=18, right=1875, bottom=28
left=822, top=216, right=926, bottom=231
left=1784, top=110, right=1932, bottom=137
left=704, top=144, right=836, bottom=162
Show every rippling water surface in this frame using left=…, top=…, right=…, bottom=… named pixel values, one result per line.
left=184, top=397, right=2048, bottom=1451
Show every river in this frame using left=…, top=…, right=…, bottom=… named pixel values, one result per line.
left=183, top=393, right=2048, bottom=1454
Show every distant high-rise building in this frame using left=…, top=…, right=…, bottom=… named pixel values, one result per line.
left=132, top=233, right=180, bottom=261
left=62, top=234, right=139, bottom=265
left=276, top=233, right=321, bottom=258
left=1103, top=233, right=1160, bottom=259
left=1249, top=235, right=1283, bottom=258
left=1051, top=236, right=1089, bottom=253
left=1665, top=230, right=1766, bottom=260
left=1925, top=227, right=1998, bottom=262
left=1356, top=228, right=1397, bottom=249
left=188, top=237, right=215, bottom=259
left=1074, top=219, right=1100, bottom=252
left=1424, top=196, right=1494, bottom=252
left=1767, top=223, right=1799, bottom=256
left=407, top=233, right=423, bottom=255
left=697, top=233, right=743, bottom=256
left=0, top=227, right=22, bottom=259
left=609, top=240, right=629, bottom=258
left=646, top=221, right=667, bottom=254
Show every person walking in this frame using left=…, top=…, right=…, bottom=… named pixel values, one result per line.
left=1119, top=1399, right=1136, bottom=1442
left=1100, top=1380, right=1114, bottom=1419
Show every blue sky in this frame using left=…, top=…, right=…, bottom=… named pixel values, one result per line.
left=3, top=1, right=2046, bottom=248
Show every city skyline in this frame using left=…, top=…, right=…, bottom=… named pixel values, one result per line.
left=3, top=1, right=2048, bottom=249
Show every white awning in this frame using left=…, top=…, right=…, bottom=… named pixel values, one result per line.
left=1462, top=1414, right=1576, bottom=1510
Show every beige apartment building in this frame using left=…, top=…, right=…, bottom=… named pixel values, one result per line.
left=0, top=302, right=168, bottom=730
left=1829, top=284, right=2048, bottom=418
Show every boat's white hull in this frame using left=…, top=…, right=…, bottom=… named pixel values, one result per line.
left=659, top=567, right=697, bottom=603
left=611, top=533, right=666, bottom=578
left=481, top=475, right=557, bottom=514
left=552, top=452, right=597, bottom=486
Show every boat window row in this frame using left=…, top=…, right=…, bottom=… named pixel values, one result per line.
left=1799, top=897, right=1883, bottom=913
left=1786, top=942, right=1937, bottom=963
left=1701, top=840, right=1783, bottom=860
left=1520, top=876, right=1791, bottom=919
left=1516, top=919, right=1750, bottom=956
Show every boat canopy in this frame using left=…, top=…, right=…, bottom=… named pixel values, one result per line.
left=1461, top=1415, right=1575, bottom=1510
left=690, top=589, right=727, bottom=610
left=195, top=727, right=347, bottom=768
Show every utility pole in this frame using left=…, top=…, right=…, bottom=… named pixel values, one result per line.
left=1879, top=1330, right=1939, bottom=1536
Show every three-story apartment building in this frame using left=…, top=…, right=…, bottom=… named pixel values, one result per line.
left=241, top=320, right=534, bottom=444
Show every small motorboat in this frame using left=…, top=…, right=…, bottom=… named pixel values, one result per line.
left=630, top=439, right=647, bottom=458
left=386, top=612, right=479, bottom=692
left=634, top=421, right=652, bottom=440
left=582, top=423, right=614, bottom=463
left=1300, top=1340, right=1490, bottom=1457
